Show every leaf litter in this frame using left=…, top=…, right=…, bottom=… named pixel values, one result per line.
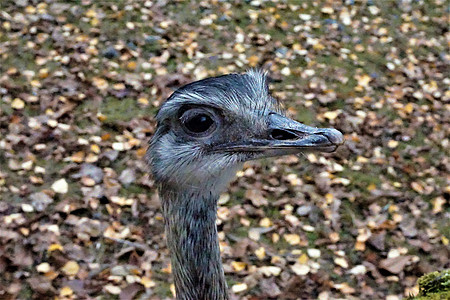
left=0, top=0, right=448, bottom=299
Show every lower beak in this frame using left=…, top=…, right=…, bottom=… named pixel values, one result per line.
left=213, top=112, right=344, bottom=156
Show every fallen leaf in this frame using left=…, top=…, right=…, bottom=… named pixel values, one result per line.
left=291, top=263, right=310, bottom=275
left=245, top=189, right=268, bottom=207
left=231, top=283, right=248, bottom=293
left=11, top=98, right=25, bottom=109
left=37, top=262, right=51, bottom=273
left=61, top=261, right=79, bottom=276
left=51, top=179, right=68, bottom=194
left=379, top=256, right=413, bottom=274
left=104, top=284, right=121, bottom=295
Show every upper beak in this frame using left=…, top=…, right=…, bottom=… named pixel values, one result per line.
left=212, top=112, right=344, bottom=157
left=265, top=112, right=344, bottom=152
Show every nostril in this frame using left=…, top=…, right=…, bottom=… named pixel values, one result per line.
left=319, top=128, right=344, bottom=145
left=270, top=129, right=298, bottom=140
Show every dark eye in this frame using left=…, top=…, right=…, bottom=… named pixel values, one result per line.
left=184, top=113, right=213, bottom=133
left=180, top=109, right=217, bottom=136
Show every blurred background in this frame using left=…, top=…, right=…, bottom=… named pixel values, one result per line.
left=0, top=0, right=448, bottom=299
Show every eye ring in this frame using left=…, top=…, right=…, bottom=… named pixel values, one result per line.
left=179, top=108, right=218, bottom=137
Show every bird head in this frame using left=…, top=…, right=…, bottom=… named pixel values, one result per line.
left=148, top=70, right=344, bottom=195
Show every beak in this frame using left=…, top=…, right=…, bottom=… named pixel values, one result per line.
left=212, top=112, right=344, bottom=157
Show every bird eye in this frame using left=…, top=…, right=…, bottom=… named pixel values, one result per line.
left=184, top=114, right=213, bottom=133
left=180, top=109, right=217, bottom=136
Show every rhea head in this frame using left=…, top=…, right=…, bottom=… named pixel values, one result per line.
left=148, top=70, right=343, bottom=196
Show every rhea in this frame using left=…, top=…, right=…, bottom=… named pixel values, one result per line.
left=148, top=70, right=344, bottom=300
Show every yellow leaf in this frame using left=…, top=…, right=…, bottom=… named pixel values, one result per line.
left=127, top=61, right=137, bottom=70
left=170, top=283, right=176, bottom=297
left=313, top=43, right=325, bottom=50
left=254, top=247, right=265, bottom=260
left=101, top=133, right=111, bottom=141
left=30, top=80, right=41, bottom=87
left=110, top=196, right=134, bottom=206
left=113, top=83, right=126, bottom=90
left=61, top=261, right=79, bottom=276
left=48, top=243, right=64, bottom=252
left=136, top=147, right=147, bottom=159
left=286, top=173, right=302, bottom=186
left=37, top=262, right=51, bottom=273
left=355, top=44, right=365, bottom=52
left=356, top=228, right=371, bottom=242
left=60, top=286, right=73, bottom=297
left=85, top=153, right=98, bottom=163
left=354, top=241, right=366, bottom=251
left=160, top=21, right=171, bottom=29
left=388, top=140, right=398, bottom=148
left=272, top=233, right=279, bottom=243
left=44, top=270, right=59, bottom=280
left=85, top=9, right=97, bottom=18
left=231, top=261, right=246, bottom=272
left=231, top=283, right=248, bottom=293
left=90, top=18, right=99, bottom=26
left=329, top=232, right=340, bottom=243
left=321, top=6, right=334, bottom=14
left=388, top=205, right=399, bottom=213
left=280, top=20, right=289, bottom=29
left=323, top=110, right=340, bottom=120
left=138, top=97, right=149, bottom=105
left=97, top=113, right=107, bottom=121
left=392, top=213, right=403, bottom=223
left=71, top=151, right=85, bottom=163
left=292, top=43, right=303, bottom=51
left=247, top=55, right=259, bottom=67
left=432, top=197, right=446, bottom=214
left=271, top=255, right=282, bottom=264
left=161, top=263, right=172, bottom=274
left=334, top=257, right=349, bottom=268
left=140, top=276, right=156, bottom=288
left=11, top=98, right=25, bottom=110
left=234, top=43, right=245, bottom=53
left=334, top=282, right=355, bottom=294
left=284, top=233, right=300, bottom=245
left=356, top=74, right=371, bottom=87
left=81, top=176, right=96, bottom=186
left=367, top=183, right=377, bottom=191
left=325, top=193, right=334, bottom=203
left=404, top=103, right=414, bottom=114
left=259, top=217, right=272, bottom=227
left=25, top=6, right=36, bottom=14
left=90, top=144, right=100, bottom=154
left=298, top=253, right=309, bottom=264
left=411, top=182, right=424, bottom=194
left=39, top=68, right=49, bottom=79
left=92, top=77, right=108, bottom=90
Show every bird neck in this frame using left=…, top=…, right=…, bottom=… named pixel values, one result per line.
left=160, top=187, right=228, bottom=300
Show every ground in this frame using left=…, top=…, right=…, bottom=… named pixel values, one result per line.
left=0, top=0, right=449, bottom=299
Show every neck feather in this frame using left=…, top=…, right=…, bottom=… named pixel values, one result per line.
left=160, top=187, right=228, bottom=300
